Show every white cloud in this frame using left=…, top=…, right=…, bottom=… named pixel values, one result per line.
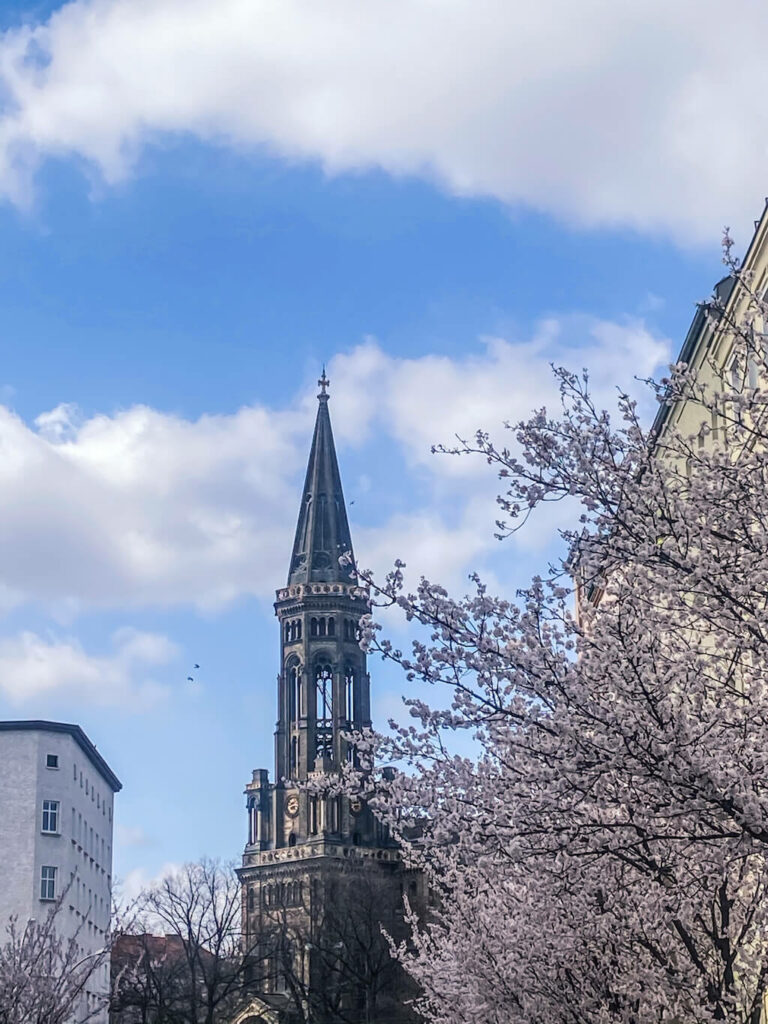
left=329, top=316, right=669, bottom=477
left=116, top=860, right=183, bottom=909
left=115, top=823, right=152, bottom=848
left=0, top=317, right=669, bottom=614
left=333, top=318, right=669, bottom=592
left=0, top=400, right=306, bottom=611
left=357, top=503, right=491, bottom=596
left=0, top=0, right=765, bottom=241
left=34, top=402, right=82, bottom=443
left=0, top=626, right=176, bottom=705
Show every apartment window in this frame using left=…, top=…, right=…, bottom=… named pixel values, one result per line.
left=42, top=800, right=59, bottom=834
left=45, top=754, right=59, bottom=769
left=40, top=866, right=57, bottom=900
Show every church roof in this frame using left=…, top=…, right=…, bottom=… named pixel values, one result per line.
left=288, top=371, right=356, bottom=585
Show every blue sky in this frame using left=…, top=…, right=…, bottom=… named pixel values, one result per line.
left=0, top=0, right=762, bottom=893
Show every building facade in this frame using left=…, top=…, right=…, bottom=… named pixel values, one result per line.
left=653, top=200, right=768, bottom=445
left=237, top=374, right=422, bottom=1024
left=0, top=719, right=122, bottom=1023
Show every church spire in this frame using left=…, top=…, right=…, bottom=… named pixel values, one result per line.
left=288, top=371, right=355, bottom=585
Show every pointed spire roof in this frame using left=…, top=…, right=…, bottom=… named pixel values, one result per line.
left=288, top=371, right=355, bottom=586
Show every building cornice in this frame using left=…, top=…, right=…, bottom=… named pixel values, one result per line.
left=0, top=719, right=122, bottom=792
left=240, top=839, right=403, bottom=871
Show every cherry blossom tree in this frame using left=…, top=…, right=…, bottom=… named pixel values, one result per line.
left=0, top=893, right=111, bottom=1024
left=354, top=242, right=768, bottom=1024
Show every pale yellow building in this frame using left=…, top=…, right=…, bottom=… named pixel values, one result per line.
left=653, top=200, right=768, bottom=446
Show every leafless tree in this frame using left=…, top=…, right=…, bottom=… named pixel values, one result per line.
left=111, top=859, right=254, bottom=1024
left=112, top=857, right=420, bottom=1024
left=0, top=890, right=110, bottom=1024
left=258, top=864, right=421, bottom=1024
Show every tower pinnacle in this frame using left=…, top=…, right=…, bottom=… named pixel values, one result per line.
left=288, top=373, right=354, bottom=586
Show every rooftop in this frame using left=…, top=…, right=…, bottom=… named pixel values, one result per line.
left=0, top=719, right=122, bottom=792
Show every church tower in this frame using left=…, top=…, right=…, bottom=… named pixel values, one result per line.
left=274, top=366, right=370, bottom=810
left=238, top=372, right=421, bottom=1024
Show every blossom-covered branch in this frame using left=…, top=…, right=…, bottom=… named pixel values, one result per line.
left=352, top=248, right=768, bottom=1024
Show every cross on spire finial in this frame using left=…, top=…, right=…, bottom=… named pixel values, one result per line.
left=318, top=366, right=330, bottom=399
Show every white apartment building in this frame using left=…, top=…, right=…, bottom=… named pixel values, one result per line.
left=0, top=720, right=122, bottom=1023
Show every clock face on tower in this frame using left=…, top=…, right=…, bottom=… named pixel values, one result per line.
left=286, top=794, right=300, bottom=817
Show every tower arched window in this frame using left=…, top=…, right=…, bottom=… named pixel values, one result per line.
left=315, top=663, right=334, bottom=761
left=285, top=622, right=291, bottom=643
left=345, top=665, right=355, bottom=723
left=247, top=797, right=257, bottom=845
left=310, top=796, right=318, bottom=835
left=296, top=620, right=302, bottom=640
left=290, top=736, right=298, bottom=776
left=327, top=617, right=335, bottom=637
left=311, top=618, right=318, bottom=637
left=319, top=617, right=327, bottom=637
left=288, top=662, right=301, bottom=723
